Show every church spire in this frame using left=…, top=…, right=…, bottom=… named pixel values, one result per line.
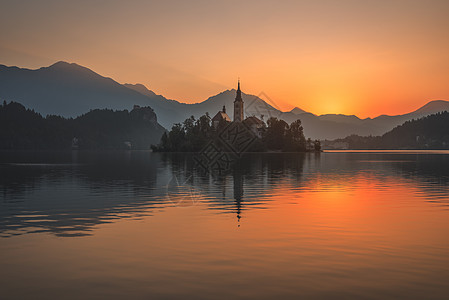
left=233, top=79, right=244, bottom=122
left=235, top=79, right=242, bottom=102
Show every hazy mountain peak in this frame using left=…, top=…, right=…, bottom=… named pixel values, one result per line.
left=0, top=61, right=168, bottom=121
left=200, top=89, right=234, bottom=104
left=413, top=100, right=449, bottom=115
left=43, top=61, right=102, bottom=79
left=49, top=60, right=71, bottom=67
left=290, top=107, right=307, bottom=114
left=47, top=61, right=84, bottom=70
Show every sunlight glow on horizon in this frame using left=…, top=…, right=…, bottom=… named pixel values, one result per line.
left=1, top=0, right=449, bottom=118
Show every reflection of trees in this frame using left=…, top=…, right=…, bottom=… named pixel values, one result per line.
left=1, top=152, right=309, bottom=236
left=0, top=151, right=164, bottom=237
left=2, top=151, right=448, bottom=238
left=166, top=153, right=308, bottom=223
left=382, top=154, right=449, bottom=204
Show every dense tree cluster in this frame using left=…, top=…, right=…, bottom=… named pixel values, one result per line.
left=332, top=111, right=449, bottom=149
left=0, top=101, right=165, bottom=150
left=153, top=115, right=321, bottom=152
left=155, top=114, right=213, bottom=152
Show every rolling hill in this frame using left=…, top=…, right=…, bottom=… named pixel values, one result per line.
left=328, top=111, right=449, bottom=149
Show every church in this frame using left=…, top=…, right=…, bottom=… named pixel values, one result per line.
left=211, top=81, right=265, bottom=137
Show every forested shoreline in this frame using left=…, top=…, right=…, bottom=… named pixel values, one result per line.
left=0, top=102, right=165, bottom=150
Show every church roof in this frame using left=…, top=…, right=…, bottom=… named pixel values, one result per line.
left=212, top=111, right=231, bottom=122
left=243, top=116, right=265, bottom=125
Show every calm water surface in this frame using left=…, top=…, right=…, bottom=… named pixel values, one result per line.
left=1, top=151, right=449, bottom=299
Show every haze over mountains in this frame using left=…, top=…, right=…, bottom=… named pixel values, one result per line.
left=1, top=61, right=449, bottom=140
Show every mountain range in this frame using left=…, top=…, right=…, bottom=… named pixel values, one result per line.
left=1, top=61, right=449, bottom=140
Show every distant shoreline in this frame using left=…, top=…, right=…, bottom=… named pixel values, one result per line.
left=3, top=149, right=449, bottom=154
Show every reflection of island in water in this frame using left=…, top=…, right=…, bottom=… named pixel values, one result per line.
left=1, top=151, right=449, bottom=237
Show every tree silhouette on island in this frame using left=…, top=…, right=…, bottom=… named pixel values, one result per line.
left=152, top=82, right=321, bottom=152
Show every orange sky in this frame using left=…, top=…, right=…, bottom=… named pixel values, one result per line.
left=1, top=0, right=449, bottom=118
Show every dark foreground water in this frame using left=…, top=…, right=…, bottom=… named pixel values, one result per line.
left=1, top=150, right=449, bottom=299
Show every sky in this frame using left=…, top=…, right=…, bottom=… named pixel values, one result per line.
left=1, top=0, right=449, bottom=117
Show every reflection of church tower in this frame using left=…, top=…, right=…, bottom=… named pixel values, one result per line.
left=233, top=80, right=244, bottom=122
left=233, top=169, right=244, bottom=223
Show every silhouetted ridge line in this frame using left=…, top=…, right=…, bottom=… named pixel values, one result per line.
left=325, top=111, right=449, bottom=149
left=1, top=61, right=448, bottom=139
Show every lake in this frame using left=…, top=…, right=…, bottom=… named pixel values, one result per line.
left=1, top=150, right=449, bottom=299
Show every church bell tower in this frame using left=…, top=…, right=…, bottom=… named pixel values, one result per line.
left=233, top=80, right=244, bottom=122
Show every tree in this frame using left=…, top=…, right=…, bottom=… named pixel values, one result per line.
left=314, top=140, right=321, bottom=151
left=160, top=131, right=169, bottom=151
left=286, top=119, right=306, bottom=151
left=306, top=138, right=313, bottom=151
left=264, top=117, right=289, bottom=150
left=168, top=123, right=185, bottom=151
left=153, top=114, right=213, bottom=152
